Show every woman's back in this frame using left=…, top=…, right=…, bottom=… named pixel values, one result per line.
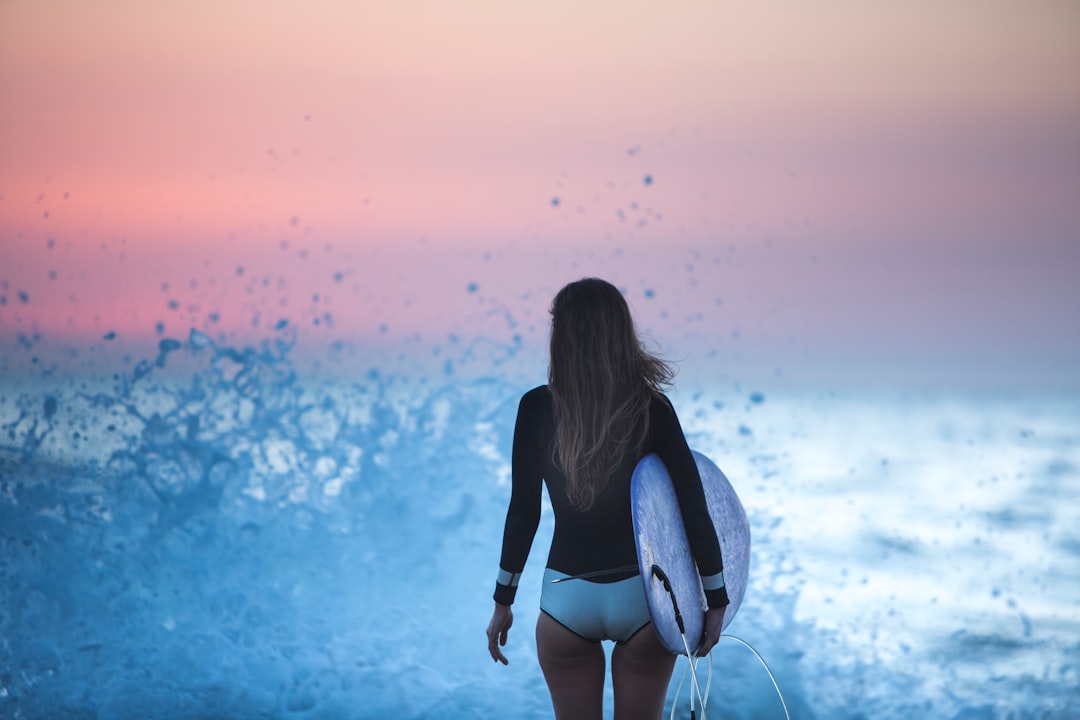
left=506, top=385, right=721, bottom=585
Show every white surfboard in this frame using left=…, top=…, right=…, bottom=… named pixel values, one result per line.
left=631, top=451, right=751, bottom=655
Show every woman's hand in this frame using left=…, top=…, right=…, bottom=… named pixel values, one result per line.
left=697, top=606, right=726, bottom=656
left=486, top=603, right=514, bottom=664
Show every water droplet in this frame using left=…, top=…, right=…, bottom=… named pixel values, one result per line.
left=189, top=329, right=213, bottom=348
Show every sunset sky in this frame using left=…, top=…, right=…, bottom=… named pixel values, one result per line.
left=2, top=0, right=1078, bottom=386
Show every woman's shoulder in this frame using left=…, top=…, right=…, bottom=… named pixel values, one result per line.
left=516, top=385, right=552, bottom=427
left=519, top=384, right=552, bottom=411
left=522, top=384, right=550, bottom=398
left=649, top=389, right=676, bottom=412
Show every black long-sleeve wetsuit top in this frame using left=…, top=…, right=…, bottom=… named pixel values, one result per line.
left=494, top=385, right=729, bottom=609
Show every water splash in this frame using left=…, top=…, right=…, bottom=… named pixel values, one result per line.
left=0, top=330, right=524, bottom=717
left=1, top=332, right=1077, bottom=718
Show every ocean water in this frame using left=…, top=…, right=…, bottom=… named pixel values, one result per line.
left=1, top=332, right=1077, bottom=719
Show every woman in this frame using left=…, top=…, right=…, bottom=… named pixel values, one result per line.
left=485, top=278, right=729, bottom=720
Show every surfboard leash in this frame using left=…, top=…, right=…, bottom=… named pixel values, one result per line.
left=652, top=564, right=709, bottom=719
left=652, top=563, right=792, bottom=720
left=714, top=634, right=791, bottom=720
left=670, top=652, right=711, bottom=720
left=669, top=634, right=792, bottom=720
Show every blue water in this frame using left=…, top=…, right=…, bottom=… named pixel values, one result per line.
left=1, top=331, right=1078, bottom=719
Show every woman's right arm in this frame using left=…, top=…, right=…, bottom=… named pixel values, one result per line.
left=487, top=390, right=545, bottom=664
left=492, top=389, right=545, bottom=606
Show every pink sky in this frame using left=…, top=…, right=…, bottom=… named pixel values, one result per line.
left=2, top=0, right=1078, bottom=385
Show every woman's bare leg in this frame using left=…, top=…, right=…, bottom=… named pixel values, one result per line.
left=611, top=624, right=677, bottom=720
left=536, top=612, right=606, bottom=720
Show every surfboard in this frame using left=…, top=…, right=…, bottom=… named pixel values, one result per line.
left=631, top=451, right=750, bottom=655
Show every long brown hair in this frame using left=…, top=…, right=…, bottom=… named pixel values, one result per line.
left=548, top=278, right=674, bottom=510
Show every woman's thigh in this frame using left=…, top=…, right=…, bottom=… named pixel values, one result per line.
left=536, top=612, right=606, bottom=720
left=611, top=625, right=677, bottom=720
